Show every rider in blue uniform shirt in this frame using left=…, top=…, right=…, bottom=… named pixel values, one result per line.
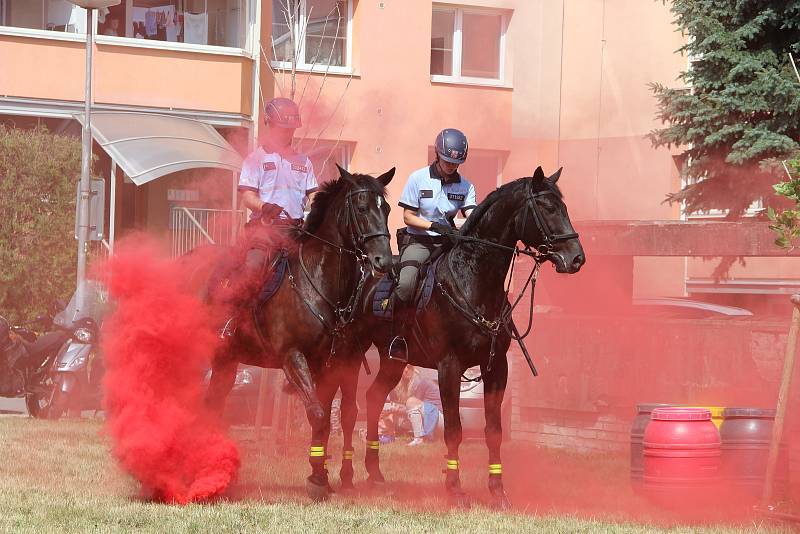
left=390, top=128, right=477, bottom=360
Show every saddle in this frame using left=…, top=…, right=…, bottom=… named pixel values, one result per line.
left=207, top=248, right=290, bottom=311
left=372, top=255, right=441, bottom=321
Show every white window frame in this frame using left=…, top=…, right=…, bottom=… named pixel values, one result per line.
left=270, top=0, right=354, bottom=75
left=430, top=5, right=508, bottom=87
left=0, top=0, right=87, bottom=41
left=681, top=172, right=764, bottom=220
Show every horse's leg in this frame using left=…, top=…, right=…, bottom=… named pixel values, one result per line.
left=438, top=353, right=469, bottom=507
left=482, top=355, right=511, bottom=509
left=338, top=356, right=361, bottom=490
left=364, top=352, right=405, bottom=485
left=282, top=350, right=329, bottom=501
left=204, top=354, right=238, bottom=421
left=313, top=369, right=339, bottom=495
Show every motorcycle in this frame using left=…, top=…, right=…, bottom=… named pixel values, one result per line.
left=48, top=281, right=108, bottom=419
left=0, top=310, right=92, bottom=418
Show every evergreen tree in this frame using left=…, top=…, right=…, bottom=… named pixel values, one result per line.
left=650, top=1, right=800, bottom=217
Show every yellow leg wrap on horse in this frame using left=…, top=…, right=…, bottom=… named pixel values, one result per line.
left=488, top=463, right=502, bottom=475
left=366, top=440, right=380, bottom=450
left=343, top=450, right=354, bottom=460
left=309, top=446, right=326, bottom=457
left=446, top=459, right=459, bottom=470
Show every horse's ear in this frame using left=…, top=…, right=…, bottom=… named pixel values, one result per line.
left=548, top=167, right=563, bottom=184
left=376, top=167, right=395, bottom=186
left=532, top=166, right=545, bottom=181
left=337, top=164, right=359, bottom=187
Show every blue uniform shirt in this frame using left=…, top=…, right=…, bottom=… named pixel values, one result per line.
left=398, top=164, right=477, bottom=236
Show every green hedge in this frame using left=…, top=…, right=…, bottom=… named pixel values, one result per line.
left=0, top=125, right=80, bottom=324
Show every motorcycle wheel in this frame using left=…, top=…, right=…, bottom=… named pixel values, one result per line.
left=25, top=375, right=59, bottom=419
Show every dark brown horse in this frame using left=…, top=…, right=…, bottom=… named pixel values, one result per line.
left=337, top=167, right=585, bottom=507
left=204, top=166, right=394, bottom=500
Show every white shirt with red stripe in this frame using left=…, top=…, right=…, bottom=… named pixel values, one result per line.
left=238, top=146, right=318, bottom=220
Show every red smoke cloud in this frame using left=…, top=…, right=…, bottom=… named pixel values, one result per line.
left=98, top=237, right=239, bottom=504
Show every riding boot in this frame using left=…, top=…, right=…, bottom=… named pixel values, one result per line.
left=388, top=296, right=415, bottom=362
left=218, top=248, right=268, bottom=339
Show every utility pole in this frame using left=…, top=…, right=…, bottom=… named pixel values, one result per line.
left=67, top=0, right=120, bottom=314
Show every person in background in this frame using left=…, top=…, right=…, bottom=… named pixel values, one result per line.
left=102, top=17, right=120, bottom=36
left=401, top=365, right=444, bottom=446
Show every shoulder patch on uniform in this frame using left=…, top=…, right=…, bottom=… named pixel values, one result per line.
left=420, top=189, right=434, bottom=198
left=263, top=162, right=276, bottom=171
left=447, top=193, right=465, bottom=201
left=291, top=163, right=308, bottom=173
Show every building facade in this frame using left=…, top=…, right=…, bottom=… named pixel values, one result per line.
left=1, top=0, right=796, bottom=304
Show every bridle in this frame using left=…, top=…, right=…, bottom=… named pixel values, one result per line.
left=434, top=178, right=580, bottom=378
left=288, top=184, right=390, bottom=363
left=513, top=179, right=580, bottom=256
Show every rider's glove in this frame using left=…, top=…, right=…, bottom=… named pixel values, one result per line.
left=429, top=222, right=456, bottom=236
left=260, top=202, right=283, bottom=221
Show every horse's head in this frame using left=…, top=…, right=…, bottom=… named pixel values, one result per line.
left=516, top=167, right=585, bottom=273
left=333, top=164, right=395, bottom=273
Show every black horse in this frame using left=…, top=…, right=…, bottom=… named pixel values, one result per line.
left=204, top=166, right=394, bottom=500
left=340, top=166, right=584, bottom=507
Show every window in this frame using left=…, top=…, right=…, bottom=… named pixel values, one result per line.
left=295, top=138, right=351, bottom=185
left=681, top=173, right=764, bottom=219
left=431, top=5, right=507, bottom=84
left=0, top=0, right=87, bottom=33
left=111, top=0, right=249, bottom=48
left=0, top=0, right=252, bottom=49
left=272, top=0, right=352, bottom=71
left=427, top=146, right=506, bottom=201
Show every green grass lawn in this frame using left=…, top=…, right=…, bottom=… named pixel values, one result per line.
left=0, top=416, right=792, bottom=533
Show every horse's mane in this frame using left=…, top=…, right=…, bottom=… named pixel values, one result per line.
left=301, top=173, right=387, bottom=236
left=460, top=175, right=563, bottom=235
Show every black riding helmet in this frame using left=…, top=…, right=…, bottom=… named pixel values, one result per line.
left=435, top=128, right=468, bottom=164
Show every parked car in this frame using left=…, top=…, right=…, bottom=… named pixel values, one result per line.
left=203, top=365, right=275, bottom=426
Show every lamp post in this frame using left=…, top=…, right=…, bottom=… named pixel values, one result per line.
left=66, top=0, right=119, bottom=315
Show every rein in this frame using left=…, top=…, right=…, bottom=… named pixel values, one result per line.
left=286, top=186, right=388, bottom=364
left=434, top=180, right=579, bottom=380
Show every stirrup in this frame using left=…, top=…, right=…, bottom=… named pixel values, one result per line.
left=388, top=335, right=408, bottom=362
left=219, top=317, right=237, bottom=339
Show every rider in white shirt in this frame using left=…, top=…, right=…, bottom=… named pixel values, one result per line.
left=219, top=98, right=318, bottom=337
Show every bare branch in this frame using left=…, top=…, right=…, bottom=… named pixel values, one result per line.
left=297, top=2, right=340, bottom=109
left=261, top=41, right=284, bottom=97
left=311, top=70, right=354, bottom=153
left=320, top=108, right=348, bottom=179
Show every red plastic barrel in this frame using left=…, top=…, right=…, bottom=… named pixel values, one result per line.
left=643, top=407, right=721, bottom=503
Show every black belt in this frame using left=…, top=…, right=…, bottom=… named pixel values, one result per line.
left=408, top=233, right=446, bottom=246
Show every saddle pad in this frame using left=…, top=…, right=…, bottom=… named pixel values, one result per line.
left=371, top=257, right=440, bottom=320
left=257, top=253, right=289, bottom=306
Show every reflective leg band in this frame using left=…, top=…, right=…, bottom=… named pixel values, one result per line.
left=367, top=440, right=380, bottom=450
left=343, top=450, right=354, bottom=460
left=309, top=446, right=326, bottom=457
left=446, top=459, right=459, bottom=470
left=489, top=463, right=502, bottom=475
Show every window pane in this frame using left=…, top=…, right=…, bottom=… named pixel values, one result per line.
left=304, top=0, right=347, bottom=67
left=1, top=0, right=86, bottom=33
left=272, top=0, right=298, bottom=61
left=461, top=12, right=502, bottom=79
left=125, top=0, right=248, bottom=48
left=430, top=9, right=454, bottom=76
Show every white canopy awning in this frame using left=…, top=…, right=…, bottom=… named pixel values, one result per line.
left=74, top=111, right=243, bottom=185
